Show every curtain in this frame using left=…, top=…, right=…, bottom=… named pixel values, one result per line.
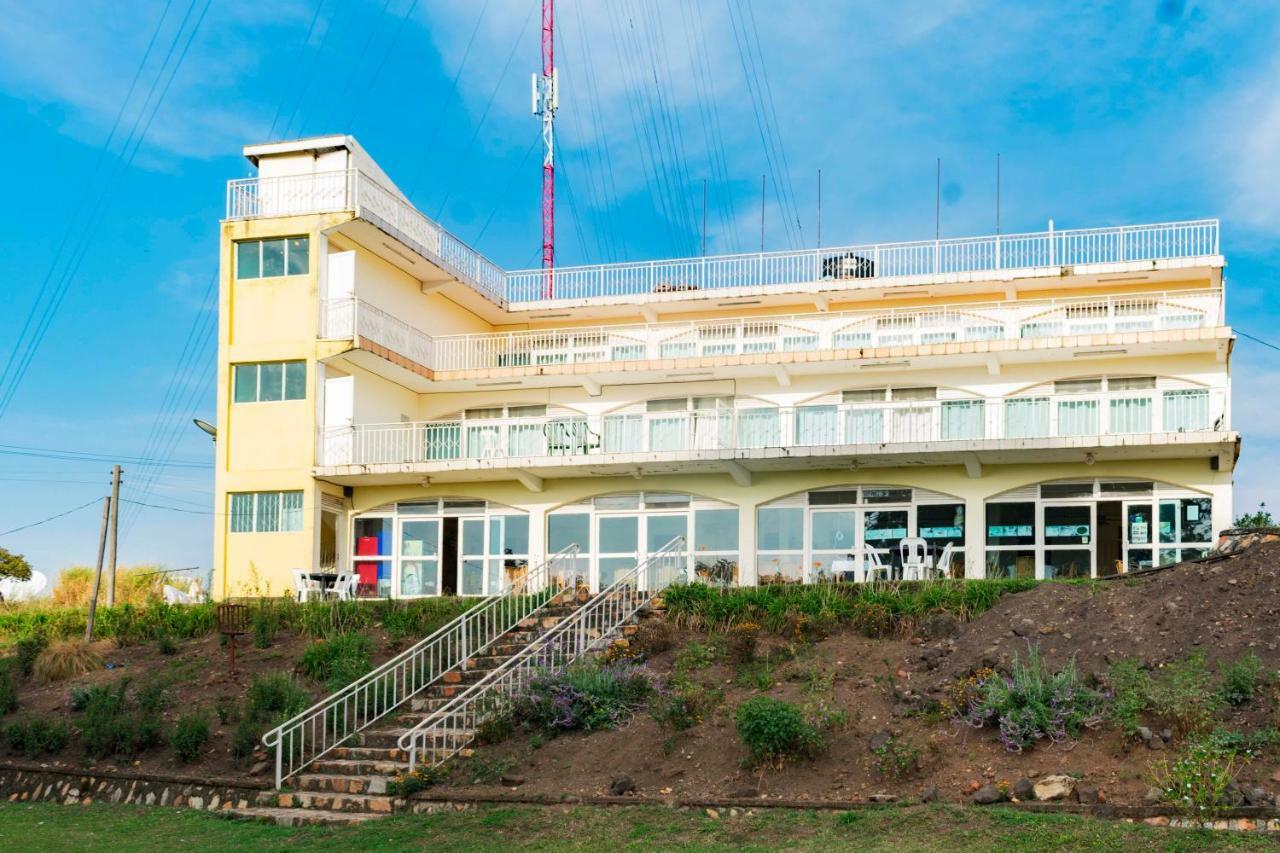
left=1109, top=396, right=1152, bottom=433
left=1163, top=390, right=1209, bottom=431
left=795, top=406, right=838, bottom=445
left=1004, top=398, right=1049, bottom=438
left=1057, top=399, right=1099, bottom=436
left=737, top=409, right=780, bottom=448
left=843, top=407, right=884, bottom=443
left=603, top=414, right=643, bottom=452
left=281, top=491, right=303, bottom=532
left=941, top=400, right=985, bottom=440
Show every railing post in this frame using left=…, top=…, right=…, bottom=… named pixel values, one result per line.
left=1048, top=219, right=1055, bottom=266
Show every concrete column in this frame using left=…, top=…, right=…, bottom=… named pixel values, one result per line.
left=527, top=504, right=548, bottom=571
left=963, top=494, right=985, bottom=579
left=738, top=502, right=757, bottom=586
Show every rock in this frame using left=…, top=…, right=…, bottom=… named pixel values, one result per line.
left=964, top=780, right=982, bottom=794
left=867, top=793, right=897, bottom=803
left=1074, top=783, right=1100, bottom=805
left=1135, top=726, right=1153, bottom=744
left=249, top=761, right=268, bottom=777
left=1160, top=729, right=1173, bottom=743
left=972, top=784, right=1004, bottom=805
left=705, top=808, right=719, bottom=820
left=1223, top=782, right=1246, bottom=807
left=609, top=775, right=636, bottom=796
left=1011, top=778, right=1036, bottom=802
left=499, top=774, right=526, bottom=787
left=1011, top=618, right=1036, bottom=637
left=1146, top=736, right=1165, bottom=751
left=1243, top=786, right=1270, bottom=807
left=1144, top=786, right=1164, bottom=805
left=919, top=785, right=939, bottom=804
left=1033, top=775, right=1076, bottom=802
left=920, top=612, right=960, bottom=640
left=868, top=730, right=893, bottom=753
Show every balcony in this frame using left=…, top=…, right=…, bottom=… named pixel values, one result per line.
left=319, top=290, right=1226, bottom=384
left=227, top=171, right=1220, bottom=312
left=315, top=388, right=1233, bottom=483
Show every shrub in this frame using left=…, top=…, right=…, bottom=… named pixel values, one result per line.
left=724, top=622, right=759, bottom=665
left=1109, top=654, right=1220, bottom=736
left=32, top=639, right=102, bottom=683
left=673, top=641, right=716, bottom=674
left=513, top=661, right=654, bottom=735
left=1151, top=739, right=1242, bottom=822
left=5, top=716, right=70, bottom=757
left=231, top=718, right=260, bottom=760
left=155, top=631, right=177, bottom=656
left=1217, top=653, right=1263, bottom=706
left=170, top=712, right=211, bottom=763
left=387, top=765, right=447, bottom=797
left=214, top=695, right=238, bottom=725
left=631, top=619, right=674, bottom=658
left=0, top=660, right=16, bottom=714
left=14, top=632, right=48, bottom=677
left=734, top=696, right=823, bottom=765
left=649, top=677, right=721, bottom=733
left=941, top=667, right=995, bottom=720
left=245, top=673, right=311, bottom=724
left=873, top=734, right=922, bottom=780
left=853, top=602, right=893, bottom=639
left=966, top=646, right=1104, bottom=752
left=1106, top=659, right=1150, bottom=736
left=135, top=680, right=173, bottom=714
left=252, top=605, right=278, bottom=649
left=79, top=679, right=165, bottom=759
left=299, top=633, right=374, bottom=690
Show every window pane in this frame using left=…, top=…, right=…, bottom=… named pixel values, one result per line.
left=256, top=492, right=281, bottom=532
left=1127, top=504, right=1153, bottom=546
left=1181, top=498, right=1212, bottom=543
left=795, top=405, right=838, bottom=444
left=603, top=414, right=642, bottom=452
left=1042, top=482, right=1094, bottom=499
left=1005, top=398, right=1049, bottom=438
left=236, top=241, right=260, bottom=279
left=286, top=237, right=309, bottom=275
left=647, top=514, right=687, bottom=552
left=229, top=493, right=254, bottom=532
left=599, top=515, right=638, bottom=553
left=737, top=408, right=779, bottom=448
left=1045, top=549, right=1091, bottom=579
left=941, top=400, right=984, bottom=440
left=844, top=407, right=884, bottom=443
left=863, top=488, right=912, bottom=504
left=986, top=549, right=1035, bottom=579
left=261, top=239, right=286, bottom=277
left=757, top=507, right=803, bottom=550
left=401, top=520, right=439, bottom=557
left=258, top=362, right=284, bottom=401
left=355, top=517, right=393, bottom=555
left=1057, top=399, right=1098, bottom=435
left=233, top=364, right=258, bottom=403
left=1164, top=390, right=1209, bottom=432
left=281, top=491, right=303, bottom=532
left=811, top=511, right=854, bottom=550
left=462, top=519, right=484, bottom=555
left=1159, top=501, right=1177, bottom=544
left=986, top=502, right=1035, bottom=545
left=502, top=515, right=529, bottom=554
left=1044, top=505, right=1091, bottom=545
left=918, top=503, right=964, bottom=545
left=548, top=513, right=590, bottom=553
left=695, top=509, right=738, bottom=552
left=283, top=361, right=306, bottom=400
left=1109, top=396, right=1151, bottom=433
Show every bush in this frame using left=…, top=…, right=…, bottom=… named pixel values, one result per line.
left=1217, top=653, right=1263, bottom=706
left=214, top=695, right=238, bottom=725
left=231, top=717, right=261, bottom=760
left=513, top=661, right=654, bottom=735
left=1151, top=739, right=1242, bottom=822
left=79, top=679, right=165, bottom=759
left=0, top=660, right=16, bottom=715
left=32, top=639, right=102, bottom=683
left=1109, top=654, right=1220, bottom=736
left=649, top=677, right=721, bottom=733
left=155, top=631, right=177, bottom=656
left=734, top=696, right=823, bottom=765
left=170, top=712, right=211, bottom=763
left=873, top=734, right=922, bottom=780
left=724, top=622, right=759, bottom=665
left=245, top=673, right=311, bottom=724
left=135, top=680, right=173, bottom=714
left=252, top=604, right=278, bottom=649
left=14, top=633, right=47, bottom=677
left=631, top=619, right=674, bottom=658
left=387, top=765, right=447, bottom=797
left=967, top=646, right=1104, bottom=752
left=299, top=633, right=374, bottom=690
left=673, top=641, right=716, bottom=674
left=5, top=716, right=70, bottom=757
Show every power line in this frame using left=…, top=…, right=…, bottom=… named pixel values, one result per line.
left=120, top=498, right=212, bottom=515
left=0, top=498, right=103, bottom=538
left=0, top=443, right=211, bottom=468
left=268, top=0, right=328, bottom=138
left=1237, top=330, right=1280, bottom=352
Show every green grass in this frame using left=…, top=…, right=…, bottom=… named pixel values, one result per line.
left=0, top=801, right=1269, bottom=852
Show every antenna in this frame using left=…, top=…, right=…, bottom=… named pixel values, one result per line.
left=532, top=0, right=557, bottom=297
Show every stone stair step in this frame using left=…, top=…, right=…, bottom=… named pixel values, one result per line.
left=312, top=758, right=408, bottom=776
left=219, top=806, right=387, bottom=827
left=261, top=790, right=397, bottom=814
left=331, top=745, right=410, bottom=762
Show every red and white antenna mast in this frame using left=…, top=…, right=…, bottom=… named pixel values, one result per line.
left=532, top=0, right=558, bottom=297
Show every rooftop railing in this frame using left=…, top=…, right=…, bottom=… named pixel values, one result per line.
left=226, top=172, right=1220, bottom=310
left=317, top=388, right=1227, bottom=469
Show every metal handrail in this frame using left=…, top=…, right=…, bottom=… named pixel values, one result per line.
left=261, top=544, right=580, bottom=789
left=399, top=537, right=687, bottom=771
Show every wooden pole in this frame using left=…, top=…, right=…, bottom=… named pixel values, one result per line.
left=85, top=496, right=111, bottom=642
left=106, top=464, right=121, bottom=607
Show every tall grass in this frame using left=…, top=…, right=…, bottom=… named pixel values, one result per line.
left=52, top=565, right=175, bottom=607
left=662, top=578, right=1039, bottom=634
left=0, top=596, right=479, bottom=647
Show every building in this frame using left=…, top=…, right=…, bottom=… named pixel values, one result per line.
left=212, top=134, right=1237, bottom=599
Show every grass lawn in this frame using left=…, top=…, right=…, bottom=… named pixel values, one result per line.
left=0, top=802, right=1274, bottom=852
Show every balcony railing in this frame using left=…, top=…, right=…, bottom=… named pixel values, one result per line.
left=318, top=389, right=1226, bottom=468
left=321, top=297, right=434, bottom=368
left=428, top=290, right=1221, bottom=372
left=226, top=172, right=1220, bottom=309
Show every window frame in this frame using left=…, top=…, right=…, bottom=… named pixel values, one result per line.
left=235, top=236, right=311, bottom=280
left=232, top=360, right=307, bottom=403
left=229, top=490, right=304, bottom=533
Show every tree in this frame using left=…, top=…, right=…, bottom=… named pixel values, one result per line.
left=0, top=547, right=32, bottom=581
left=1234, top=502, right=1275, bottom=529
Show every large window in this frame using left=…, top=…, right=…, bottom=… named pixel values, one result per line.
left=756, top=506, right=805, bottom=584
left=234, top=361, right=306, bottom=402
left=236, top=237, right=310, bottom=279
left=230, top=491, right=303, bottom=533
left=985, top=502, right=1035, bottom=578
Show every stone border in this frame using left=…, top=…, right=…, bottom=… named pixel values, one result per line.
left=0, top=764, right=267, bottom=814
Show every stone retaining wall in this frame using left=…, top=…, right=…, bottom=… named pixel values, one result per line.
left=0, top=763, right=267, bottom=813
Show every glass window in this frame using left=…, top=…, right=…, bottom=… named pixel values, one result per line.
left=863, top=488, right=912, bottom=504
left=918, top=503, right=964, bottom=545
left=694, top=509, right=738, bottom=552
left=1164, top=389, right=1209, bottom=432
left=281, top=491, right=303, bottom=532
left=1127, top=504, right=1153, bottom=546
left=986, top=549, right=1036, bottom=579
left=1045, top=549, right=1091, bottom=579
left=737, top=408, right=780, bottom=448
left=549, top=513, right=590, bottom=552
left=843, top=389, right=885, bottom=403
left=646, top=398, right=687, bottom=412
left=233, top=364, right=258, bottom=403
left=1044, top=505, right=1091, bottom=545
left=599, top=516, right=638, bottom=553
left=284, top=361, right=307, bottom=400
left=1110, top=376, right=1155, bottom=390
left=258, top=362, right=283, bottom=402
left=229, top=491, right=305, bottom=534
left=1101, top=481, right=1153, bottom=496
left=236, top=241, right=260, bottom=279
left=256, top=492, right=280, bottom=532
left=1041, top=482, right=1093, bottom=499
left=1055, top=379, right=1102, bottom=394
left=1127, top=548, right=1153, bottom=572
left=286, top=237, right=310, bottom=275
left=986, top=502, right=1035, bottom=545
left=229, top=493, right=254, bottom=532
left=502, top=515, right=529, bottom=555
left=1159, top=501, right=1177, bottom=544
left=355, top=517, right=393, bottom=554
left=1180, top=497, right=1212, bottom=543
left=647, top=515, right=687, bottom=552
left=941, top=400, right=984, bottom=440
left=1109, top=396, right=1152, bottom=433
left=757, top=507, right=803, bottom=550
left=795, top=405, right=838, bottom=445
left=811, top=511, right=855, bottom=551
left=891, top=387, right=936, bottom=401
left=261, top=238, right=286, bottom=277
left=1057, top=398, right=1099, bottom=435
left=809, top=490, right=859, bottom=506
left=1005, top=397, right=1049, bottom=438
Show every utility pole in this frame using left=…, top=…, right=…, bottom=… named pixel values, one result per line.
left=532, top=0, right=558, bottom=298
left=85, top=496, right=110, bottom=642
left=106, top=464, right=122, bottom=607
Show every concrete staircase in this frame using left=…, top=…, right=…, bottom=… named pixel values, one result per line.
left=223, top=587, right=636, bottom=826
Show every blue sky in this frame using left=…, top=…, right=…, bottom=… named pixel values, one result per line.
left=0, top=0, right=1277, bottom=580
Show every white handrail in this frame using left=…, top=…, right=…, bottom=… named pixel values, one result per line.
left=399, top=537, right=687, bottom=772
left=262, top=544, right=579, bottom=789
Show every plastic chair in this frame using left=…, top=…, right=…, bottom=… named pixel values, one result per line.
left=292, top=569, right=321, bottom=602
left=162, top=584, right=191, bottom=605
left=899, top=537, right=929, bottom=581
left=864, top=548, right=889, bottom=582
left=934, top=543, right=956, bottom=579
left=328, top=571, right=356, bottom=601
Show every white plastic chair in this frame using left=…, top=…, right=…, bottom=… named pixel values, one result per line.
left=293, top=569, right=321, bottom=602
left=162, top=584, right=192, bottom=605
left=900, top=537, right=929, bottom=581
left=934, top=543, right=956, bottom=579
left=328, top=571, right=356, bottom=601
left=864, top=547, right=889, bottom=582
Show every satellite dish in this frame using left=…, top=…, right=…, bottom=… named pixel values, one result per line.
left=0, top=571, right=48, bottom=601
